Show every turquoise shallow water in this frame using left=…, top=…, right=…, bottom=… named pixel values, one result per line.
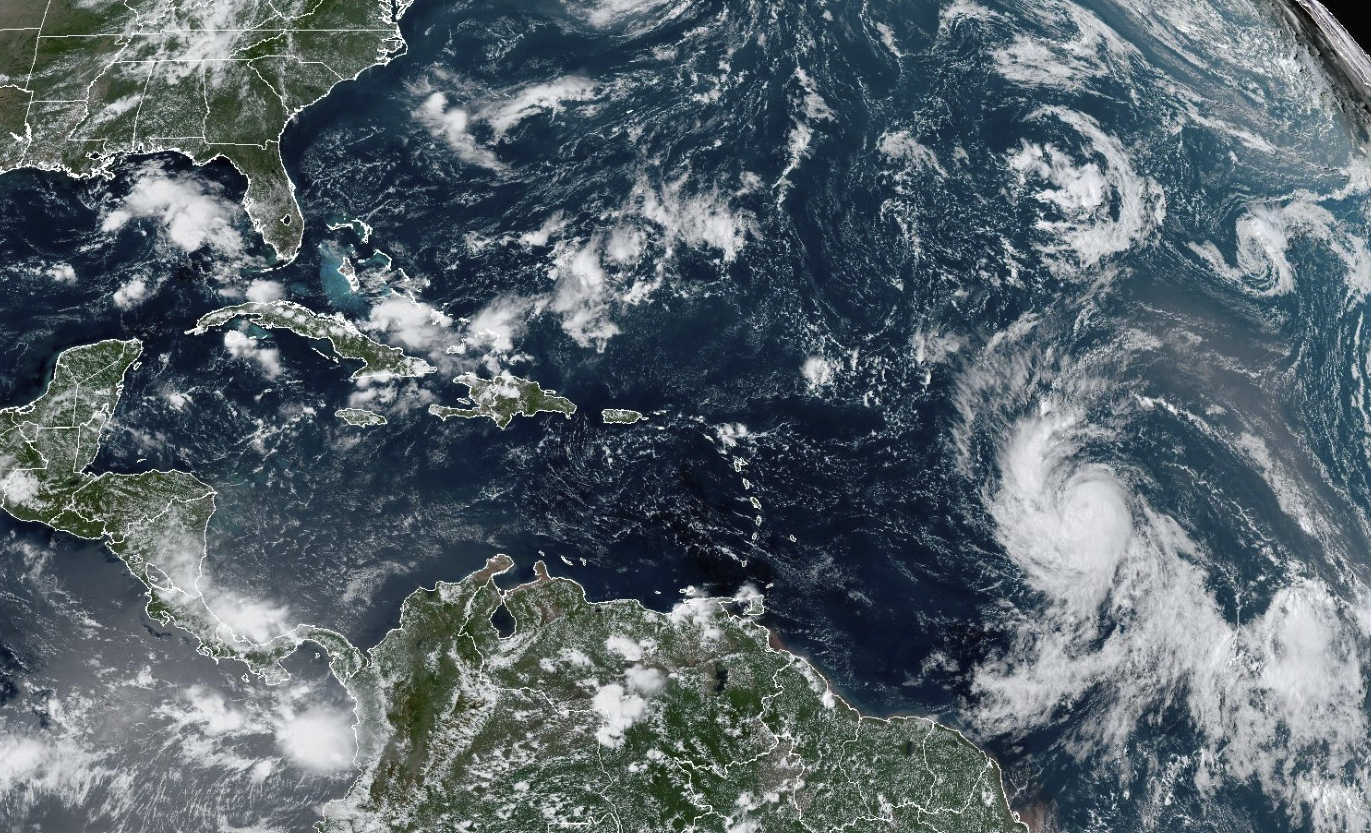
left=5, top=0, right=1371, bottom=830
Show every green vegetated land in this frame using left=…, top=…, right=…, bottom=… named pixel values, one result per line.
left=323, top=555, right=1026, bottom=833
left=0, top=338, right=359, bottom=681
left=602, top=407, right=644, bottom=424
left=336, top=407, right=387, bottom=426
left=191, top=300, right=436, bottom=379
left=0, top=0, right=415, bottom=259
left=0, top=340, right=1026, bottom=833
left=429, top=371, right=577, bottom=428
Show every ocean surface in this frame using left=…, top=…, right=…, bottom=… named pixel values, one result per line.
left=6, top=0, right=1371, bottom=830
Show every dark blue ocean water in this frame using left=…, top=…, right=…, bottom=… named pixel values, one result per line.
left=6, top=0, right=1371, bottom=830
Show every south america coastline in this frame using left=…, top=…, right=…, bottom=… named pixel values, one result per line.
left=0, top=338, right=1028, bottom=833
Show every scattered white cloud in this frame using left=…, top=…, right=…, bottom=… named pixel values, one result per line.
left=86, top=94, right=141, bottom=128
left=47, top=263, right=77, bottom=283
left=528, top=175, right=753, bottom=351
left=911, top=330, right=964, bottom=365
left=0, top=735, right=58, bottom=791
left=249, top=760, right=274, bottom=784
left=632, top=178, right=751, bottom=262
left=1234, top=431, right=1330, bottom=539
left=446, top=296, right=535, bottom=374
left=346, top=377, right=394, bottom=410
left=1007, top=107, right=1164, bottom=272
left=223, top=331, right=283, bottom=379
left=0, top=732, right=105, bottom=807
left=591, top=683, right=648, bottom=748
left=605, top=635, right=644, bottom=662
left=990, top=5, right=1141, bottom=93
left=416, top=92, right=504, bottom=170
left=206, top=589, right=293, bottom=645
left=712, top=423, right=751, bottom=450
left=113, top=277, right=151, bottom=310
left=363, top=295, right=457, bottom=370
left=460, top=296, right=529, bottom=355
left=545, top=239, right=621, bottom=351
left=568, top=0, right=678, bottom=29
left=1, top=470, right=40, bottom=505
left=218, top=819, right=286, bottom=833
left=171, top=687, right=249, bottom=736
left=777, top=68, right=835, bottom=197
left=162, top=389, right=193, bottom=411
left=519, top=213, right=566, bottom=248
left=802, top=356, right=834, bottom=391
left=245, top=280, right=284, bottom=303
left=486, top=77, right=598, bottom=137
left=624, top=665, right=664, bottom=696
left=877, top=131, right=946, bottom=176
left=102, top=164, right=245, bottom=255
left=668, top=591, right=724, bottom=642
left=561, top=648, right=592, bottom=667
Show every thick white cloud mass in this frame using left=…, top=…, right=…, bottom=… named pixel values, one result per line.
left=245, top=279, right=285, bottom=303
left=223, top=331, right=283, bottom=379
left=415, top=92, right=505, bottom=170
left=113, top=277, right=151, bottom=310
left=272, top=707, right=357, bottom=774
left=102, top=164, right=245, bottom=255
left=956, top=342, right=1371, bottom=832
left=365, top=295, right=456, bottom=357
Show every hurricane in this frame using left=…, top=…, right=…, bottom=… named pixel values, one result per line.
left=6, top=0, right=1371, bottom=830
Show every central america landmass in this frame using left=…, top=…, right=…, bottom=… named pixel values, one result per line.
left=0, top=337, right=1027, bottom=832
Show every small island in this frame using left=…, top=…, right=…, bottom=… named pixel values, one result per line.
left=190, top=300, right=435, bottom=380
left=335, top=408, right=387, bottom=426
left=2, top=340, right=1028, bottom=833
left=429, top=371, right=576, bottom=429
left=601, top=408, right=644, bottom=424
